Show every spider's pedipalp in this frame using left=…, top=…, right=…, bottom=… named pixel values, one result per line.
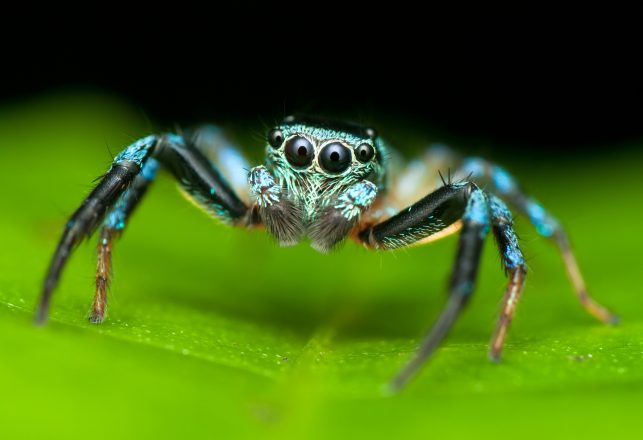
left=309, top=181, right=377, bottom=253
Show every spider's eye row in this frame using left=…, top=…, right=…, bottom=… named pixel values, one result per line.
left=355, top=143, right=375, bottom=163
left=268, top=128, right=284, bottom=148
left=285, top=136, right=315, bottom=168
left=319, top=142, right=352, bottom=174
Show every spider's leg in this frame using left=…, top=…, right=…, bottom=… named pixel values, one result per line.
left=190, top=125, right=251, bottom=201
left=37, top=136, right=158, bottom=324
left=90, top=159, right=159, bottom=323
left=90, top=128, right=251, bottom=323
left=487, top=195, right=527, bottom=361
left=359, top=182, right=491, bottom=390
left=459, top=158, right=617, bottom=324
left=37, top=133, right=249, bottom=324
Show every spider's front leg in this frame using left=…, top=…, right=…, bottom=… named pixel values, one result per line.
left=37, top=129, right=250, bottom=324
left=359, top=182, right=526, bottom=390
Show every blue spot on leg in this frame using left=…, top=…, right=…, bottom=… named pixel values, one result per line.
left=461, top=157, right=486, bottom=178
left=489, top=195, right=525, bottom=269
left=463, top=188, right=490, bottom=238
left=104, top=158, right=159, bottom=231
left=114, top=135, right=158, bottom=168
left=491, top=166, right=517, bottom=194
left=526, top=199, right=559, bottom=237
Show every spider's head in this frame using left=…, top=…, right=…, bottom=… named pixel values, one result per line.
left=263, top=116, right=386, bottom=219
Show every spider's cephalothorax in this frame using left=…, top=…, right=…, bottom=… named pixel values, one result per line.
left=250, top=117, right=387, bottom=251
left=37, top=116, right=617, bottom=391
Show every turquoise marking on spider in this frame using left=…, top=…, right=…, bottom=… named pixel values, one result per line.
left=334, top=181, right=378, bottom=220
left=488, top=194, right=512, bottom=221
left=105, top=196, right=128, bottom=230
left=491, top=166, right=517, bottom=193
left=526, top=199, right=559, bottom=237
left=114, top=135, right=157, bottom=167
left=249, top=166, right=281, bottom=207
left=461, top=157, right=486, bottom=178
left=141, top=158, right=159, bottom=181
left=105, top=159, right=159, bottom=231
left=463, top=189, right=490, bottom=228
left=489, top=195, right=525, bottom=269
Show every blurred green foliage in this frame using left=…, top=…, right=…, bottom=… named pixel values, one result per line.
left=0, top=94, right=641, bottom=439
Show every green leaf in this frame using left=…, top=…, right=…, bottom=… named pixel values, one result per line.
left=1, top=94, right=641, bottom=439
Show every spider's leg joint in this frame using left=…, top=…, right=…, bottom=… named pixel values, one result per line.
left=488, top=195, right=525, bottom=271
left=490, top=165, right=518, bottom=194
left=462, top=185, right=490, bottom=237
left=113, top=135, right=158, bottom=168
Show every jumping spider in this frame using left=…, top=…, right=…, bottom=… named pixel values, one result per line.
left=37, top=116, right=617, bottom=390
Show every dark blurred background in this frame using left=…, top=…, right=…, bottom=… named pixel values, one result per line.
left=3, top=27, right=641, bottom=155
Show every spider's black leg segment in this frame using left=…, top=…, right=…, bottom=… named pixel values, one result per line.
left=359, top=183, right=469, bottom=250
left=309, top=181, right=378, bottom=252
left=90, top=159, right=160, bottom=323
left=155, top=134, right=248, bottom=222
left=37, top=136, right=158, bottom=324
left=460, top=158, right=617, bottom=324
left=359, top=183, right=491, bottom=390
left=487, top=195, right=527, bottom=361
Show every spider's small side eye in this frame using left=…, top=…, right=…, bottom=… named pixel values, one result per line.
left=285, top=136, right=315, bottom=168
left=319, top=143, right=352, bottom=174
left=365, top=127, right=377, bottom=139
left=268, top=128, right=284, bottom=148
left=355, top=143, right=375, bottom=163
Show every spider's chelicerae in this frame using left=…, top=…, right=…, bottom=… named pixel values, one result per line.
left=37, top=116, right=617, bottom=390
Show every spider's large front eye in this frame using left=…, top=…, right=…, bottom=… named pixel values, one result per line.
left=355, top=143, right=375, bottom=163
left=319, top=143, right=352, bottom=174
left=285, top=136, right=315, bottom=168
left=268, top=128, right=284, bottom=148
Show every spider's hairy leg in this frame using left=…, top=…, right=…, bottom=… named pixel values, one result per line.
left=459, top=157, right=617, bottom=324
left=90, top=131, right=249, bottom=324
left=359, top=183, right=490, bottom=390
left=37, top=132, right=249, bottom=324
left=487, top=195, right=527, bottom=361
left=36, top=136, right=157, bottom=324
left=309, top=180, right=378, bottom=253
left=90, top=159, right=159, bottom=323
